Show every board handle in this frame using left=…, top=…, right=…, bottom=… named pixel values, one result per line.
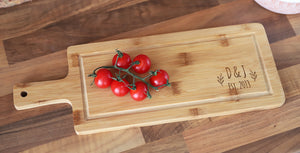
left=13, top=79, right=72, bottom=110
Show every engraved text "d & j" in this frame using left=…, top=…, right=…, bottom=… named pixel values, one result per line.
left=225, top=65, right=246, bottom=79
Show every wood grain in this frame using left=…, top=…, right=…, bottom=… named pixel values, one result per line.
left=0, top=101, right=74, bottom=153
left=0, top=50, right=67, bottom=97
left=0, top=0, right=149, bottom=40
left=3, top=0, right=218, bottom=64
left=107, top=0, right=149, bottom=12
left=0, top=0, right=300, bottom=152
left=217, top=0, right=235, bottom=4
left=0, top=94, right=14, bottom=117
left=0, top=94, right=144, bottom=153
left=0, top=41, right=8, bottom=68
left=123, top=134, right=189, bottom=153
left=278, top=65, right=300, bottom=99
left=20, top=128, right=145, bottom=153
left=287, top=14, right=300, bottom=35
left=183, top=64, right=300, bottom=153
left=102, top=0, right=295, bottom=43
left=0, top=52, right=69, bottom=151
left=271, top=35, right=300, bottom=70
left=225, top=127, right=300, bottom=153
left=13, top=24, right=285, bottom=134
left=141, top=119, right=208, bottom=142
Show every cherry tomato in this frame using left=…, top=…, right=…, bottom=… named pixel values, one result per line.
left=150, top=70, right=169, bottom=88
left=112, top=52, right=132, bottom=69
left=130, top=81, right=148, bottom=101
left=94, top=69, right=113, bottom=88
left=111, top=79, right=130, bottom=97
left=132, top=54, right=151, bottom=74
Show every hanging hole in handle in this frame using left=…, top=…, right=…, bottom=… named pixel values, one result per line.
left=20, top=91, right=28, bottom=97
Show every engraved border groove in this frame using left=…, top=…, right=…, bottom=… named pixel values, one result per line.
left=79, top=33, right=272, bottom=120
left=79, top=55, right=90, bottom=120
left=251, top=34, right=273, bottom=94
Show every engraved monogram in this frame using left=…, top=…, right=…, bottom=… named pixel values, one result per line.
left=217, top=65, right=257, bottom=90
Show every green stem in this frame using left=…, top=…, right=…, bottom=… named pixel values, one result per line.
left=146, top=85, right=152, bottom=99
left=89, top=65, right=163, bottom=91
left=88, top=66, right=115, bottom=76
left=114, top=56, right=119, bottom=67
left=115, top=49, right=123, bottom=58
left=143, top=73, right=153, bottom=80
left=132, top=77, right=136, bottom=87
left=127, top=61, right=140, bottom=70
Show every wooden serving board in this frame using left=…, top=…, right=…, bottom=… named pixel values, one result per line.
left=13, top=23, right=285, bottom=135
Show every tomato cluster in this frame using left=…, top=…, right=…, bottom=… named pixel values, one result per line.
left=89, top=49, right=170, bottom=101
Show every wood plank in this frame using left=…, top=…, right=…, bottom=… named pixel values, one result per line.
left=102, top=0, right=295, bottom=44
left=1, top=19, right=297, bottom=147
left=184, top=97, right=300, bottom=153
left=0, top=93, right=145, bottom=153
left=141, top=119, right=209, bottom=143
left=122, top=134, right=189, bottom=153
left=287, top=14, right=300, bottom=35
left=0, top=52, right=67, bottom=151
left=182, top=64, right=300, bottom=153
left=107, top=0, right=149, bottom=12
left=0, top=51, right=67, bottom=151
left=0, top=0, right=149, bottom=40
left=271, top=35, right=300, bottom=70
left=0, top=100, right=74, bottom=153
left=0, top=50, right=67, bottom=97
left=141, top=122, right=186, bottom=143
left=217, top=0, right=235, bottom=4
left=0, top=15, right=297, bottom=149
left=0, top=38, right=68, bottom=153
left=0, top=95, right=70, bottom=127
left=0, top=1, right=298, bottom=152
left=13, top=24, right=285, bottom=134
left=0, top=94, right=14, bottom=117
left=278, top=64, right=300, bottom=99
left=0, top=40, right=8, bottom=68
left=20, top=128, right=145, bottom=153
left=0, top=94, right=145, bottom=153
left=225, top=127, right=300, bottom=153
left=3, top=0, right=218, bottom=64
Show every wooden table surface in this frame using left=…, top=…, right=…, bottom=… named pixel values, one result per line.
left=1, top=0, right=300, bottom=152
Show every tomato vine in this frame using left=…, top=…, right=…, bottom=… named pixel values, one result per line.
left=88, top=49, right=170, bottom=100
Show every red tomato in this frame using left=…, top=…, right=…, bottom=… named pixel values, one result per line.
left=130, top=81, right=148, bottom=101
left=112, top=52, right=132, bottom=69
left=150, top=70, right=169, bottom=88
left=132, top=54, right=151, bottom=74
left=111, top=79, right=130, bottom=97
left=94, top=69, right=113, bottom=88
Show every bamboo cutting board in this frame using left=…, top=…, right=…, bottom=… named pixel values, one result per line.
left=13, top=23, right=285, bottom=135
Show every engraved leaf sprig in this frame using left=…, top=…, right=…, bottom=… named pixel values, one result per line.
left=217, top=73, right=224, bottom=86
left=249, top=69, right=257, bottom=81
